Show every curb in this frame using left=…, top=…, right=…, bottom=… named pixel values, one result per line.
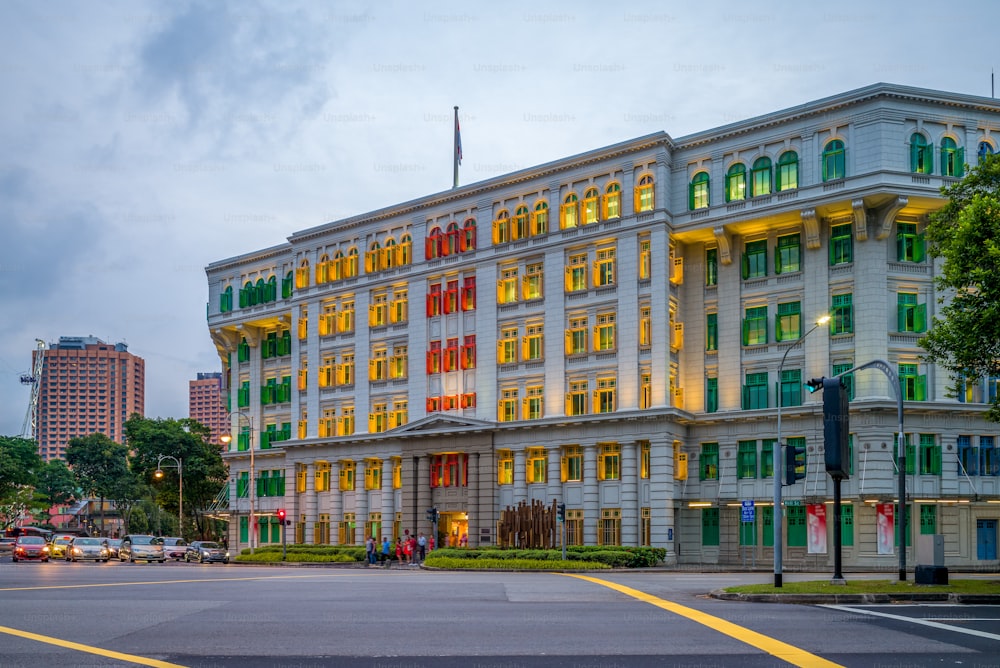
left=710, top=589, right=1000, bottom=605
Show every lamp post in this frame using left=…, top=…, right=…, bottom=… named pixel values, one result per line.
left=774, top=314, right=830, bottom=588
left=222, top=411, right=254, bottom=554
left=154, top=455, right=183, bottom=538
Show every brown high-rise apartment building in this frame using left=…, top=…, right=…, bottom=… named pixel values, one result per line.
left=189, top=372, right=227, bottom=445
left=35, top=336, right=145, bottom=462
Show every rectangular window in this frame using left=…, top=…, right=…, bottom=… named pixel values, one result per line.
left=566, top=316, right=588, bottom=355
left=368, top=401, right=387, bottom=433
left=598, top=443, right=620, bottom=481
left=461, top=276, right=477, bottom=311
left=443, top=280, right=459, bottom=314
left=525, top=385, right=543, bottom=420
left=701, top=508, right=720, bottom=546
left=369, top=290, right=388, bottom=327
left=594, top=376, right=616, bottom=414
left=640, top=369, right=651, bottom=409
left=742, top=240, right=767, bottom=279
left=598, top=509, right=622, bottom=546
left=426, top=340, right=442, bottom=375
left=339, top=461, right=355, bottom=491
left=640, top=305, right=652, bottom=348
left=566, top=253, right=588, bottom=292
left=762, top=506, right=774, bottom=547
left=919, top=504, right=937, bottom=535
left=595, top=246, right=616, bottom=287
left=461, top=335, right=476, bottom=370
left=780, top=369, right=802, bottom=408
left=830, top=223, right=853, bottom=265
left=526, top=448, right=547, bottom=484
left=498, top=388, right=518, bottom=422
left=567, top=379, right=588, bottom=416
left=832, top=364, right=855, bottom=401
left=706, top=377, right=718, bottom=413
left=497, top=266, right=518, bottom=304
left=639, top=239, right=651, bottom=280
left=497, top=450, right=513, bottom=485
left=737, top=440, right=757, bottom=479
left=787, top=505, right=806, bottom=547
left=498, top=326, right=519, bottom=365
left=562, top=446, right=582, bottom=482
left=595, top=312, right=616, bottom=351
left=427, top=283, right=442, bottom=317
left=742, top=371, right=768, bottom=410
left=899, top=363, right=926, bottom=401
left=897, top=223, right=925, bottom=263
left=761, top=439, right=775, bottom=478
left=364, top=459, right=382, bottom=490
left=831, top=294, right=853, bottom=335
left=897, top=293, right=926, bottom=333
left=390, top=288, right=408, bottom=324
left=919, top=433, right=942, bottom=475
left=742, top=306, right=768, bottom=346
left=523, top=262, right=543, bottom=300
left=776, top=234, right=800, bottom=274
left=390, top=345, right=408, bottom=379
left=315, top=463, right=331, bottom=492
left=640, top=440, right=650, bottom=479
left=700, top=442, right=719, bottom=481
left=706, top=248, right=718, bottom=286
left=980, top=436, right=998, bottom=476
left=957, top=435, right=977, bottom=475
left=776, top=301, right=801, bottom=342
left=523, top=323, right=543, bottom=361
left=706, top=313, right=718, bottom=351
left=369, top=347, right=388, bottom=382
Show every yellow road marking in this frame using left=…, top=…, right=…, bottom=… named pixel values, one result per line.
left=0, top=572, right=361, bottom=592
left=563, top=574, right=843, bottom=668
left=0, top=624, right=187, bottom=668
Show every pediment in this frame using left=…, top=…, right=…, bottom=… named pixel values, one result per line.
left=390, top=414, right=495, bottom=435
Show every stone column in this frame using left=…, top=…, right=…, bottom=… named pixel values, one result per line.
left=583, top=444, right=599, bottom=545
left=621, top=440, right=639, bottom=546
left=381, top=458, right=394, bottom=540
left=356, top=459, right=369, bottom=545
left=305, top=462, right=316, bottom=545
left=415, top=455, right=431, bottom=538
left=513, top=449, right=527, bottom=506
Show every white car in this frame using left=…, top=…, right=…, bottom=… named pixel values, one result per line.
left=66, top=536, right=111, bottom=562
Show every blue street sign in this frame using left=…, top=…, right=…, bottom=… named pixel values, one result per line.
left=741, top=500, right=755, bottom=523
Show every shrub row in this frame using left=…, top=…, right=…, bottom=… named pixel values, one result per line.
left=423, top=556, right=610, bottom=570
left=429, top=546, right=664, bottom=568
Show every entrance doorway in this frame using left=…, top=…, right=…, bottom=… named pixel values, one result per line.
left=440, top=512, right=468, bottom=548
left=977, top=519, right=997, bottom=560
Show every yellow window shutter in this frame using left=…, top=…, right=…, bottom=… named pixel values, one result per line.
left=560, top=456, right=568, bottom=482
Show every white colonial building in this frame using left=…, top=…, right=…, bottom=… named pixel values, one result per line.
left=206, top=83, right=1000, bottom=569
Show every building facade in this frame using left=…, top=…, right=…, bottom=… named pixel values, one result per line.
left=189, top=372, right=228, bottom=445
left=35, top=336, right=145, bottom=461
left=206, top=84, right=1000, bottom=568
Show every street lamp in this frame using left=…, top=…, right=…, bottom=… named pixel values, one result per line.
left=154, top=455, right=183, bottom=538
left=773, top=314, right=830, bottom=588
left=221, top=411, right=254, bottom=554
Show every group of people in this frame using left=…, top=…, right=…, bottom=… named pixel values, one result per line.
left=365, top=530, right=434, bottom=568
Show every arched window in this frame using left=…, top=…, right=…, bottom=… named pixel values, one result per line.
left=910, top=133, right=932, bottom=174
left=513, top=205, right=529, bottom=240
left=220, top=285, right=233, bottom=312
left=493, top=209, right=512, bottom=244
left=316, top=254, right=330, bottom=284
left=332, top=250, right=344, bottom=281
left=282, top=271, right=293, bottom=299
left=383, top=237, right=397, bottom=269
left=255, top=277, right=266, bottom=305
left=978, top=140, right=995, bottom=165
left=635, top=174, right=654, bottom=212
left=345, top=247, right=359, bottom=277
left=688, top=172, right=710, bottom=211
left=444, top=222, right=460, bottom=255
left=531, top=202, right=548, bottom=236
left=725, top=163, right=746, bottom=202
left=399, top=233, right=412, bottom=265
left=426, top=226, right=443, bottom=260
left=266, top=275, right=277, bottom=302
left=295, top=259, right=310, bottom=289
left=751, top=157, right=772, bottom=197
left=582, top=187, right=600, bottom=224
left=561, top=193, right=579, bottom=229
left=940, top=137, right=964, bottom=177
left=366, top=241, right=382, bottom=273
left=603, top=183, right=621, bottom=219
left=822, top=139, right=845, bottom=181
left=462, top=218, right=476, bottom=251
left=777, top=151, right=798, bottom=191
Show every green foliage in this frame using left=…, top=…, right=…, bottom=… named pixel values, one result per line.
left=233, top=545, right=365, bottom=563
left=423, top=556, right=610, bottom=570
left=0, top=435, right=43, bottom=503
left=420, top=546, right=665, bottom=568
left=34, top=459, right=77, bottom=508
left=924, top=153, right=1000, bottom=421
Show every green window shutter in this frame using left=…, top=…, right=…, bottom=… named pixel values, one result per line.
left=957, top=147, right=965, bottom=176
left=915, top=303, right=927, bottom=333
left=762, top=506, right=773, bottom=547
left=910, top=140, right=919, bottom=172
left=897, top=302, right=906, bottom=332
left=775, top=312, right=783, bottom=341
left=914, top=234, right=925, bottom=263
left=741, top=252, right=749, bottom=279
left=741, top=318, right=749, bottom=345
left=774, top=246, right=781, bottom=275
left=916, top=375, right=927, bottom=401
left=741, top=384, right=749, bottom=410
left=932, top=445, right=942, bottom=475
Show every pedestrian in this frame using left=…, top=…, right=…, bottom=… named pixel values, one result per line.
left=381, top=536, right=391, bottom=568
left=417, top=532, right=427, bottom=563
left=429, top=534, right=435, bottom=552
left=366, top=535, right=377, bottom=566
left=403, top=535, right=413, bottom=564
left=395, top=538, right=403, bottom=565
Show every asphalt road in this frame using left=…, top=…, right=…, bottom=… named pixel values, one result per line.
left=0, top=559, right=997, bottom=668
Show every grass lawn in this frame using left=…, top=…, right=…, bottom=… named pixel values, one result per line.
left=724, top=579, right=1000, bottom=595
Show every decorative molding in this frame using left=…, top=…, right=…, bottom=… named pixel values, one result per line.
left=713, top=226, right=732, bottom=265
left=800, top=208, right=820, bottom=249
left=875, top=196, right=909, bottom=240
left=853, top=199, right=868, bottom=241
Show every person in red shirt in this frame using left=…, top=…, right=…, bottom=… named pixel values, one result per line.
left=395, top=538, right=403, bottom=565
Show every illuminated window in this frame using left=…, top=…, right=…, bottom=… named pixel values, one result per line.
left=639, top=238, right=651, bottom=280
left=390, top=399, right=408, bottom=429
left=295, top=464, right=307, bottom=493
left=444, top=280, right=459, bottom=314
left=427, top=283, right=442, bottom=317
left=594, top=376, right=616, bottom=414
left=443, top=338, right=458, bottom=372
left=831, top=294, right=853, bottom=335
left=392, top=457, right=402, bottom=488
left=461, top=335, right=476, bottom=369
left=462, top=218, right=477, bottom=251
left=525, top=385, right=543, bottom=420
left=390, top=345, right=408, bottom=379
left=426, top=340, right=442, bottom=374
left=582, top=187, right=599, bottom=224
left=700, top=442, right=719, bottom=480
left=369, top=290, right=388, bottom=328
left=751, top=157, right=772, bottom=196
left=776, top=301, right=801, bottom=341
left=339, top=460, right=355, bottom=491
left=498, top=388, right=518, bottom=422
left=565, top=253, right=587, bottom=292
left=316, top=254, right=330, bottom=284
left=315, top=462, right=332, bottom=492
left=365, top=241, right=382, bottom=274
left=689, top=172, right=709, bottom=210
left=566, top=316, right=588, bottom=355
left=706, top=313, right=718, bottom=351
left=822, top=139, right=845, bottom=181
left=776, top=234, right=800, bottom=274
left=742, top=372, right=768, bottom=410
left=493, top=209, right=512, bottom=244
left=339, top=299, right=355, bottom=334
left=531, top=201, right=548, bottom=236
left=497, top=265, right=518, bottom=304
left=743, top=306, right=767, bottom=345
left=830, top=223, right=853, bottom=265
left=523, top=323, right=543, bottom=361
left=337, top=352, right=354, bottom=386
left=526, top=448, right=547, bottom=484
left=513, top=205, right=529, bottom=240
left=330, top=250, right=344, bottom=281
left=897, top=223, right=925, bottom=263
left=594, top=246, right=616, bottom=287
left=910, top=133, right=932, bottom=174
left=319, top=301, right=336, bottom=337
left=635, top=174, right=654, bottom=212
left=598, top=443, right=620, bottom=480
left=337, top=405, right=354, bottom=436
left=897, top=293, right=926, bottom=333
left=319, top=407, right=335, bottom=437
left=295, top=259, right=310, bottom=288
left=603, top=183, right=621, bottom=219
left=640, top=369, right=651, bottom=409
left=640, top=441, right=650, bottom=479
left=498, top=326, right=518, bottom=365
left=562, top=446, right=582, bottom=482
left=390, top=287, right=408, bottom=324
left=561, top=193, right=579, bottom=229
left=369, top=347, right=387, bottom=382
left=777, top=151, right=798, bottom=191
left=595, top=312, right=616, bottom=351
left=368, top=401, right=388, bottom=433
left=742, top=239, right=767, bottom=279
left=523, top=262, right=543, bottom=300
left=725, top=163, right=746, bottom=202
left=639, top=305, right=651, bottom=347
left=941, top=137, right=964, bottom=177
left=567, top=379, right=588, bottom=416
left=497, top=450, right=513, bottom=485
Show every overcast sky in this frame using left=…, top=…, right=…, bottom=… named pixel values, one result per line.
left=1, top=0, right=997, bottom=438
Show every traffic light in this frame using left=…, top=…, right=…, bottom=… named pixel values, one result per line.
left=426, top=508, right=438, bottom=524
left=276, top=508, right=286, bottom=524
left=805, top=377, right=825, bottom=394
left=784, top=443, right=807, bottom=486
left=556, top=503, right=566, bottom=522
left=818, top=377, right=851, bottom=478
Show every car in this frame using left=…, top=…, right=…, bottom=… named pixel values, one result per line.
left=0, top=537, right=16, bottom=554
left=66, top=536, right=111, bottom=562
left=47, top=534, right=76, bottom=560
left=184, top=541, right=230, bottom=564
left=118, top=534, right=165, bottom=563
left=12, top=535, right=50, bottom=562
left=105, top=538, right=122, bottom=559
left=160, top=537, right=188, bottom=561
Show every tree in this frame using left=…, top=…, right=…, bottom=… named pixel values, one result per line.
left=65, top=433, right=130, bottom=535
left=0, top=435, right=43, bottom=509
left=124, top=416, right=227, bottom=539
left=923, top=153, right=1000, bottom=421
left=32, top=459, right=78, bottom=525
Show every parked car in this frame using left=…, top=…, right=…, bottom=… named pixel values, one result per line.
left=66, top=536, right=111, bottom=562
left=12, top=535, right=49, bottom=562
left=160, top=537, right=188, bottom=561
left=0, top=537, right=16, bottom=554
left=47, top=534, right=76, bottom=560
left=184, top=541, right=230, bottom=564
left=105, top=538, right=122, bottom=559
left=118, top=535, right=165, bottom=563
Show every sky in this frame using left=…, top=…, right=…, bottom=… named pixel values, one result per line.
left=1, top=0, right=997, bottom=438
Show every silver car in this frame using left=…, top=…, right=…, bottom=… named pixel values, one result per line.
left=118, top=535, right=165, bottom=563
left=66, top=536, right=111, bottom=562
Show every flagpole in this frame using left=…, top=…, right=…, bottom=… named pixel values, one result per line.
left=453, top=106, right=460, bottom=189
